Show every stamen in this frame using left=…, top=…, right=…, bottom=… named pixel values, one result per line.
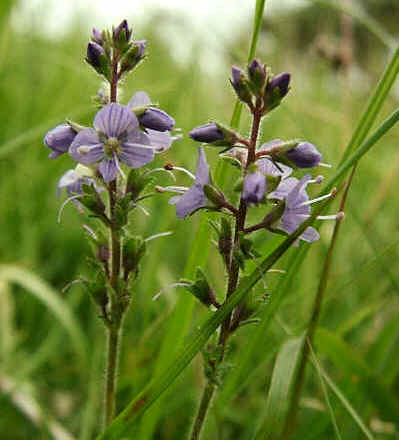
left=82, top=224, right=97, bottom=240
left=113, top=153, right=126, bottom=180
left=57, top=195, right=83, bottom=223
left=144, top=168, right=176, bottom=181
left=300, top=192, right=333, bottom=207
left=171, top=166, right=196, bottom=180
left=152, top=282, right=191, bottom=301
left=319, top=162, right=332, bottom=168
left=156, top=185, right=188, bottom=194
left=308, top=175, right=324, bottom=184
left=131, top=202, right=150, bottom=216
left=318, top=212, right=344, bottom=221
left=145, top=231, right=173, bottom=242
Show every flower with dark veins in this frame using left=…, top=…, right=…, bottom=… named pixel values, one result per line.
left=169, top=147, right=210, bottom=219
left=44, top=124, right=77, bottom=159
left=268, top=175, right=320, bottom=244
left=70, top=103, right=155, bottom=182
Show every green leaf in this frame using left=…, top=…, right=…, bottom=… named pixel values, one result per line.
left=254, top=335, right=305, bottom=440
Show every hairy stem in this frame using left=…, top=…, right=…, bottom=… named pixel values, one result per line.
left=190, top=381, right=216, bottom=440
left=103, top=48, right=124, bottom=429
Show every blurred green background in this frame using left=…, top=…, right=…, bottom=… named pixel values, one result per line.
left=1, top=0, right=399, bottom=439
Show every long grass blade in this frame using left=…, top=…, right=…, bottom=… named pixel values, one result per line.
left=254, top=335, right=305, bottom=440
left=0, top=265, right=87, bottom=367
left=98, top=192, right=336, bottom=439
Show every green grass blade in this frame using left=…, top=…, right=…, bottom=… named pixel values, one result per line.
left=340, top=44, right=399, bottom=163
left=309, top=344, right=343, bottom=440
left=254, top=335, right=305, bottom=440
left=314, top=328, right=399, bottom=423
left=310, top=352, right=375, bottom=440
left=98, top=194, right=334, bottom=439
left=0, top=265, right=87, bottom=367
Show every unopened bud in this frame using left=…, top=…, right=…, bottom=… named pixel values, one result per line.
left=231, top=66, right=253, bottom=107
left=248, top=58, right=266, bottom=94
left=264, top=72, right=291, bottom=111
left=284, top=142, right=322, bottom=168
left=120, top=40, right=146, bottom=74
left=86, top=42, right=110, bottom=78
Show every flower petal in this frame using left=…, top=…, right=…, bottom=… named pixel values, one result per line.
left=69, top=128, right=104, bottom=164
left=168, top=183, right=206, bottom=219
left=99, top=158, right=118, bottom=182
left=286, top=174, right=311, bottom=206
left=128, top=91, right=151, bottom=109
left=257, top=157, right=292, bottom=178
left=147, top=129, right=173, bottom=153
left=195, top=147, right=210, bottom=186
left=268, top=177, right=298, bottom=200
left=300, top=226, right=320, bottom=243
left=119, top=143, right=155, bottom=168
left=94, top=103, right=138, bottom=137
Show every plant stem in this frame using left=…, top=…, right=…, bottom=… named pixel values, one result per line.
left=104, top=324, right=121, bottom=426
left=103, top=47, right=124, bottom=429
left=189, top=98, right=263, bottom=440
left=190, top=381, right=216, bottom=440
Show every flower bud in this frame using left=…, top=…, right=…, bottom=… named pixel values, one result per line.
left=44, top=124, right=76, bottom=159
left=86, top=42, right=110, bottom=78
left=119, top=40, right=146, bottom=74
left=248, top=58, right=266, bottom=94
left=284, top=142, right=322, bottom=168
left=91, top=28, right=103, bottom=45
left=203, top=185, right=225, bottom=208
left=181, top=268, right=217, bottom=308
left=189, top=123, right=224, bottom=143
left=242, top=171, right=267, bottom=205
left=264, top=72, right=291, bottom=111
left=113, top=19, right=132, bottom=47
left=138, top=108, right=175, bottom=132
left=230, top=66, right=253, bottom=107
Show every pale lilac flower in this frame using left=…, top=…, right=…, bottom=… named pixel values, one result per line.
left=268, top=175, right=320, bottom=244
left=169, top=147, right=210, bottom=219
left=242, top=172, right=266, bottom=205
left=57, top=165, right=98, bottom=197
left=70, top=103, right=155, bottom=182
left=44, top=124, right=77, bottom=159
left=256, top=139, right=292, bottom=178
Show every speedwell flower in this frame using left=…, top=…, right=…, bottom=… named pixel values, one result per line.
left=268, top=175, right=320, bottom=244
left=44, top=124, right=77, bottom=159
left=242, top=171, right=266, bottom=205
left=69, top=103, right=155, bottom=183
left=169, top=147, right=210, bottom=219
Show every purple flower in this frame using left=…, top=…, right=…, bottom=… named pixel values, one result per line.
left=285, top=142, right=322, bottom=168
left=128, top=91, right=174, bottom=132
left=231, top=66, right=243, bottom=88
left=267, top=72, right=291, bottom=98
left=133, top=40, right=146, bottom=58
left=113, top=19, right=132, bottom=43
left=44, top=124, right=77, bottom=159
left=69, top=103, right=155, bottom=183
left=169, top=147, right=210, bottom=219
left=256, top=139, right=292, bottom=178
left=86, top=41, right=106, bottom=69
left=139, top=108, right=174, bottom=132
left=92, top=28, right=103, bottom=45
left=242, top=172, right=266, bottom=205
left=268, top=175, right=319, bottom=244
left=189, top=123, right=224, bottom=143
